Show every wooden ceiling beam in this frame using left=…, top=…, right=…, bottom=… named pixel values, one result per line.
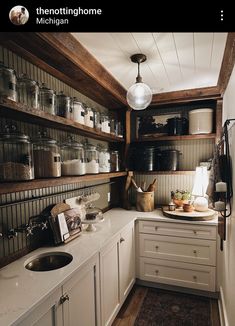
left=0, top=32, right=127, bottom=110
left=217, top=32, right=235, bottom=95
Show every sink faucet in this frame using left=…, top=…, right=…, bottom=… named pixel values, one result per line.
left=7, top=219, right=48, bottom=239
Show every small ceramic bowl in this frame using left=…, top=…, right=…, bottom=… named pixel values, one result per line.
left=183, top=203, right=194, bottom=212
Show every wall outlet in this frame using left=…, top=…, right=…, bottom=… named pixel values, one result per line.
left=107, top=192, right=111, bottom=202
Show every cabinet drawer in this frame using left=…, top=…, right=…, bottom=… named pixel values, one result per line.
left=138, top=220, right=216, bottom=240
left=139, top=257, right=216, bottom=292
left=139, top=234, right=216, bottom=266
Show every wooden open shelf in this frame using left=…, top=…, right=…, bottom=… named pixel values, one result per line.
left=0, top=172, right=127, bottom=195
left=0, top=98, right=124, bottom=143
left=136, top=134, right=216, bottom=142
left=134, top=171, right=195, bottom=175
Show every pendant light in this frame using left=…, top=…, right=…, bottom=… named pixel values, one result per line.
left=126, top=53, right=152, bottom=110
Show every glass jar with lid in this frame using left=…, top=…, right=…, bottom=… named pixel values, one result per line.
left=84, top=106, right=94, bottom=128
left=71, top=98, right=85, bottom=124
left=117, top=121, right=123, bottom=138
left=84, top=143, right=99, bottom=174
left=0, top=126, right=34, bottom=181
left=33, top=132, right=61, bottom=178
left=39, top=83, right=56, bottom=115
left=56, top=91, right=71, bottom=118
left=98, top=146, right=111, bottom=173
left=93, top=110, right=102, bottom=131
left=61, top=137, right=85, bottom=176
left=17, top=73, right=39, bottom=109
left=0, top=61, right=17, bottom=102
left=110, top=118, right=118, bottom=136
left=110, top=150, right=120, bottom=172
left=101, top=114, right=111, bottom=133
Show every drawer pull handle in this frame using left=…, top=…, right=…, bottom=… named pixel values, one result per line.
left=193, top=275, right=197, bottom=281
left=155, top=270, right=159, bottom=274
left=193, top=250, right=197, bottom=254
left=193, top=230, right=197, bottom=235
left=155, top=245, right=159, bottom=250
left=155, top=226, right=158, bottom=231
left=120, top=237, right=125, bottom=243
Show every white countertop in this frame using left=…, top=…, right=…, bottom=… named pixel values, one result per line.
left=0, top=208, right=218, bottom=326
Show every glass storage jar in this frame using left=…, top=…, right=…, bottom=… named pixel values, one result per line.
left=72, top=98, right=85, bottom=124
left=101, top=114, right=111, bottom=133
left=0, top=62, right=17, bottom=102
left=84, top=143, right=99, bottom=174
left=33, top=133, right=61, bottom=178
left=110, top=150, right=120, bottom=172
left=39, top=83, right=56, bottom=115
left=56, top=91, right=71, bottom=118
left=61, top=138, right=85, bottom=176
left=117, top=121, right=123, bottom=138
left=84, top=106, right=94, bottom=128
left=93, top=110, right=102, bottom=131
left=110, top=118, right=118, bottom=136
left=0, top=127, right=34, bottom=181
left=17, top=73, right=39, bottom=109
left=98, top=146, right=111, bottom=173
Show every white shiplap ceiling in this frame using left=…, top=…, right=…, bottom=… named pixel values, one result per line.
left=72, top=33, right=227, bottom=94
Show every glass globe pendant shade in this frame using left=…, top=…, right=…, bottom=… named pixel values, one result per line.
left=126, top=53, right=152, bottom=110
left=127, top=82, right=152, bottom=110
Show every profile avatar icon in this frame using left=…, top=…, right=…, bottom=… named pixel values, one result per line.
left=9, top=5, right=29, bottom=25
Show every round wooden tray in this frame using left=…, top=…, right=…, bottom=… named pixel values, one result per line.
left=162, top=207, right=216, bottom=221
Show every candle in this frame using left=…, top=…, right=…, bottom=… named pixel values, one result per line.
left=214, top=201, right=226, bottom=211
left=216, top=182, right=227, bottom=192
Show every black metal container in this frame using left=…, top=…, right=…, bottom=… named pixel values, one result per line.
left=134, top=146, right=157, bottom=171
left=167, top=117, right=188, bottom=135
left=159, top=150, right=181, bottom=171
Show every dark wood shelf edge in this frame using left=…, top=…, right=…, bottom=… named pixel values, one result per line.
left=0, top=172, right=128, bottom=195
left=0, top=98, right=124, bottom=143
left=134, top=171, right=195, bottom=175
left=135, top=134, right=216, bottom=142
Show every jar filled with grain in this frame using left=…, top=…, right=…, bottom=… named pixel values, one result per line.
left=33, top=133, right=61, bottom=178
left=84, top=143, right=99, bottom=174
left=17, top=73, right=39, bottom=109
left=61, top=138, right=85, bottom=176
left=110, top=150, right=120, bottom=172
left=39, top=83, right=56, bottom=115
left=0, top=126, right=34, bottom=181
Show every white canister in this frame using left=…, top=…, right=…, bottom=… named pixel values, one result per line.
left=72, top=98, right=85, bottom=125
left=189, top=108, right=213, bottom=134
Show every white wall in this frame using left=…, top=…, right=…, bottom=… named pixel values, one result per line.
left=217, top=64, right=235, bottom=326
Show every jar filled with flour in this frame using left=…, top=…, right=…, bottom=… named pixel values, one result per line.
left=98, top=146, right=110, bottom=173
left=61, top=138, right=85, bottom=176
left=84, top=143, right=99, bottom=174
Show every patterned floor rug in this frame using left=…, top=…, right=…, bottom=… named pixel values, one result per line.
left=134, top=288, right=211, bottom=326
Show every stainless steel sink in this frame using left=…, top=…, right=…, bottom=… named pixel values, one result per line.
left=25, top=252, right=73, bottom=272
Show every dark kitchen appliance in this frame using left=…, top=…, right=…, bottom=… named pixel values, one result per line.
left=159, top=149, right=181, bottom=171
left=167, top=117, right=188, bottom=135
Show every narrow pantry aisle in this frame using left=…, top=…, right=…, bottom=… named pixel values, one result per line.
left=112, top=285, right=220, bottom=326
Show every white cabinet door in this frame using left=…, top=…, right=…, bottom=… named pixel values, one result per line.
left=62, top=254, right=100, bottom=326
left=100, top=234, right=120, bottom=326
left=18, top=287, right=63, bottom=326
left=119, top=223, right=135, bottom=302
